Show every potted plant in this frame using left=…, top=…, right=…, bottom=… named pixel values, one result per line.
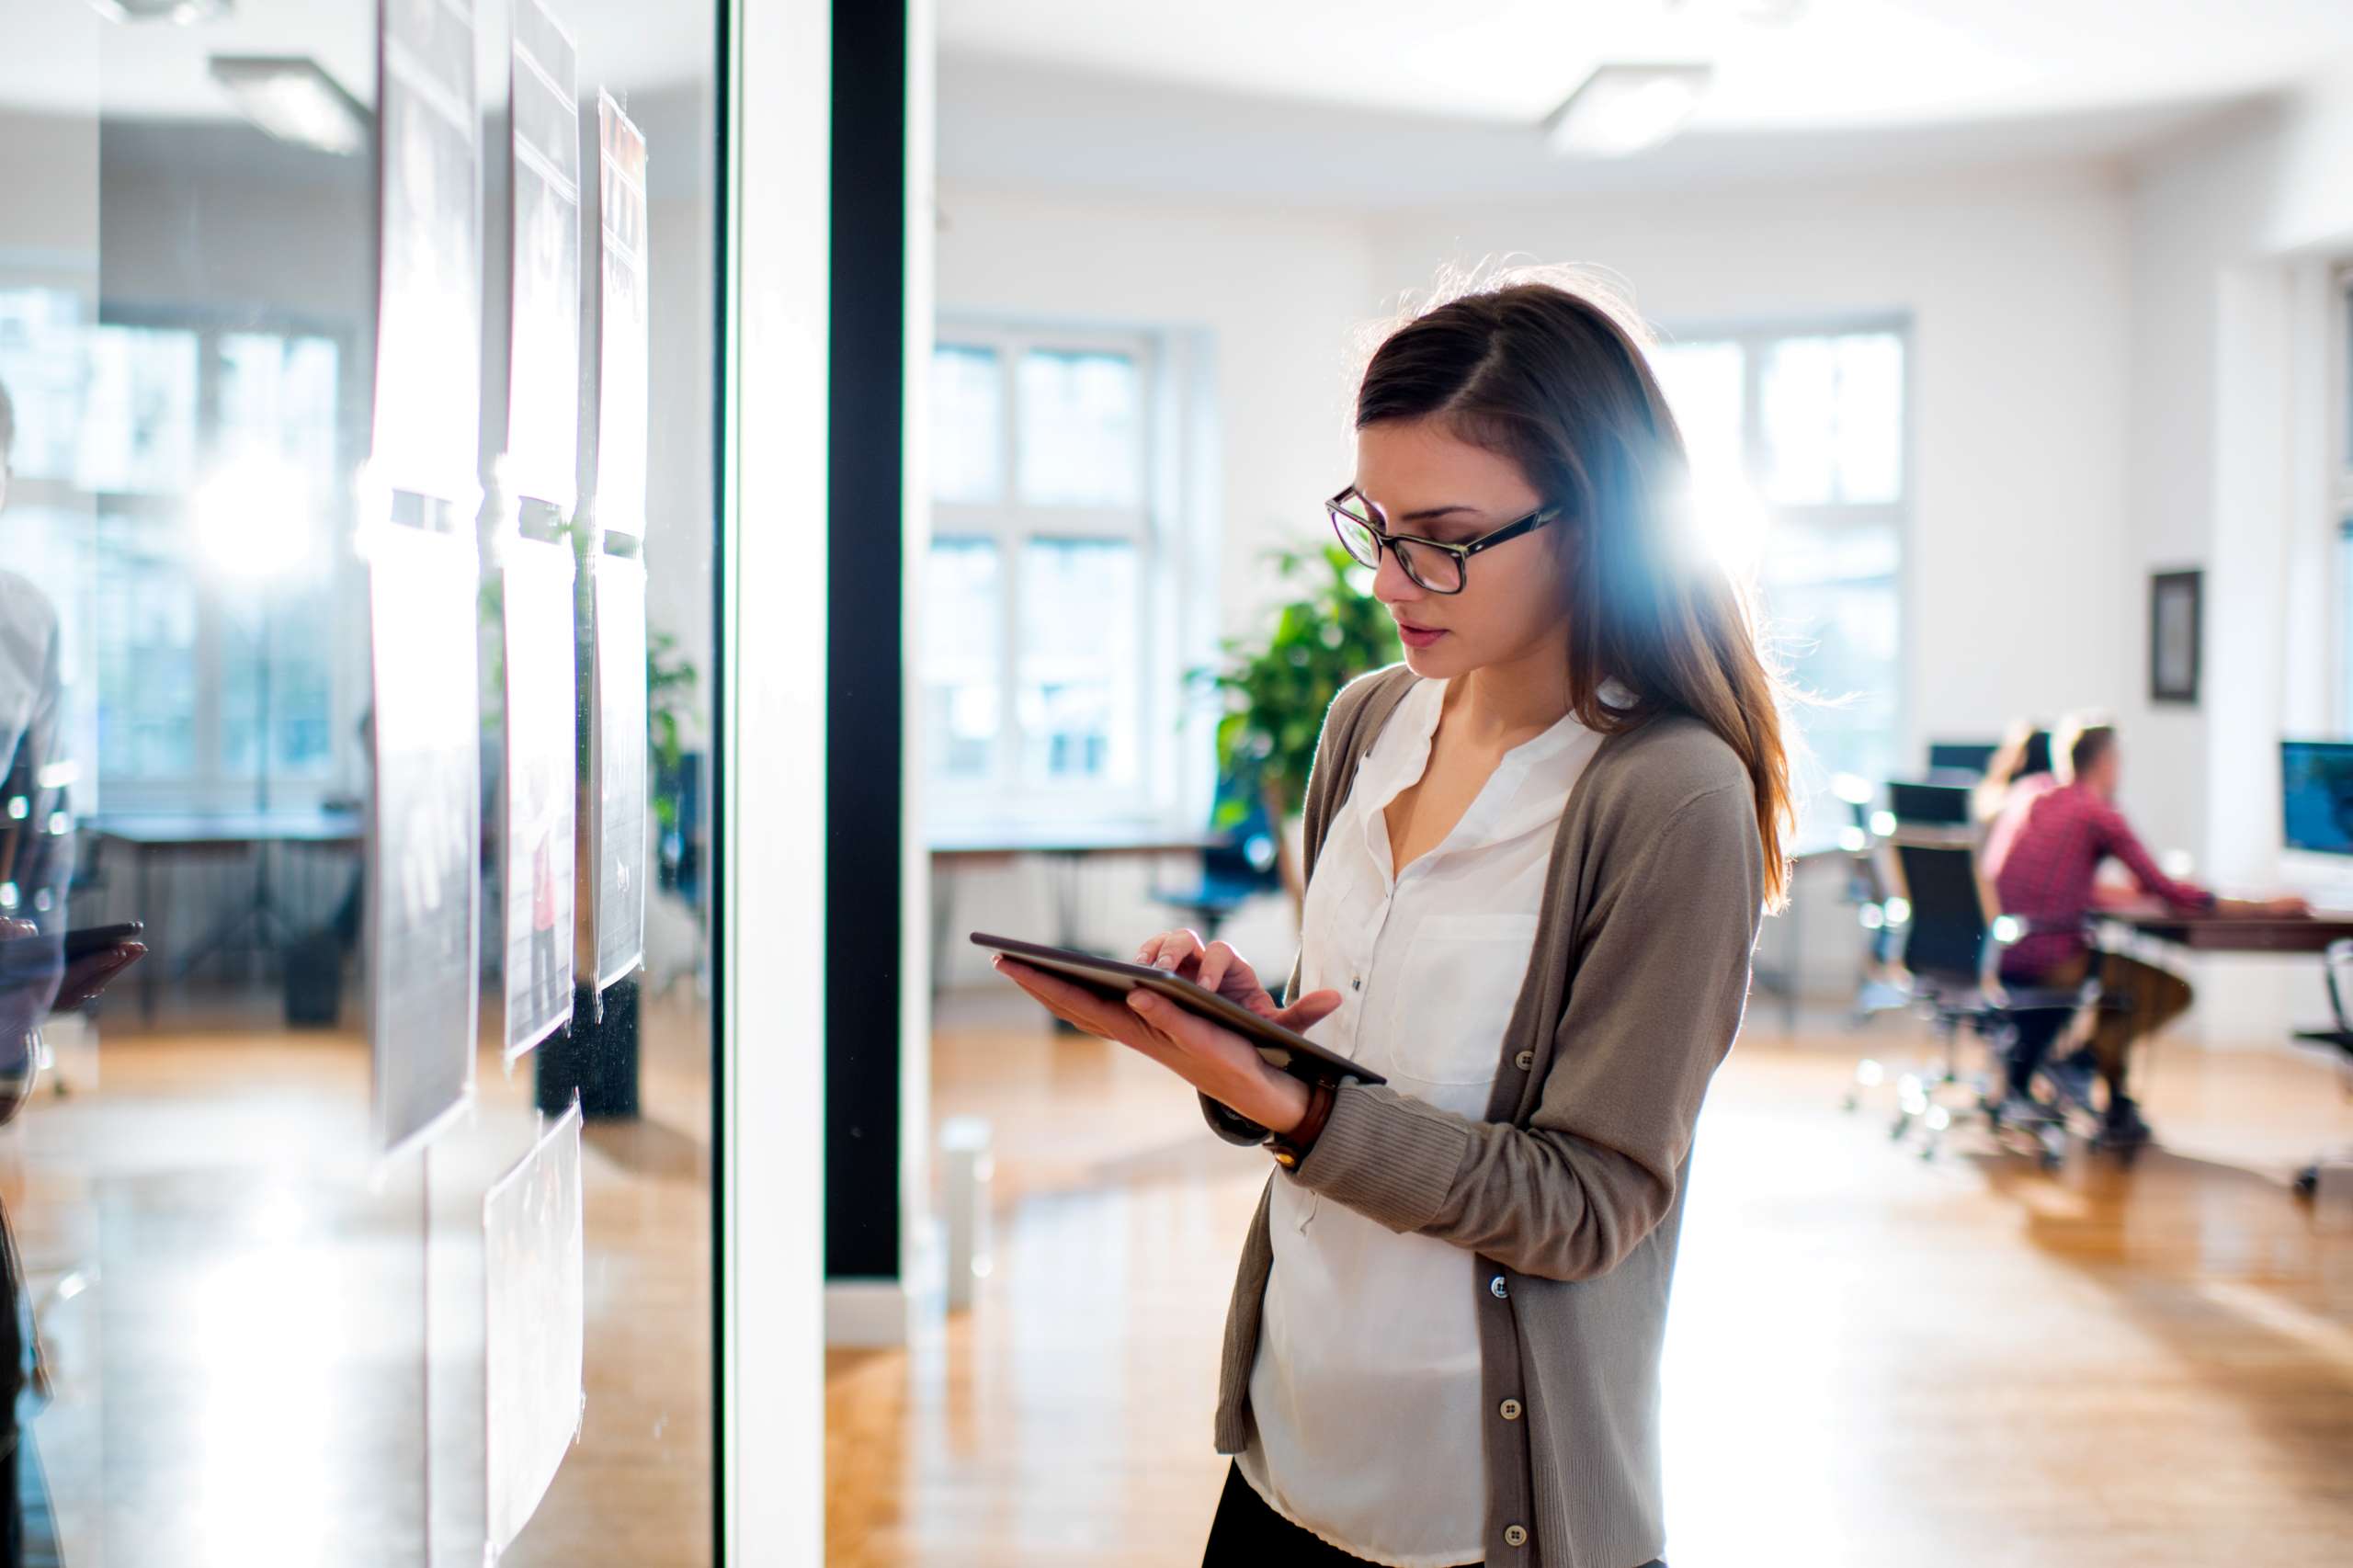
left=1193, top=542, right=1403, bottom=917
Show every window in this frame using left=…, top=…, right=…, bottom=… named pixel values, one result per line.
left=1652, top=322, right=1908, bottom=850
left=925, top=328, right=1154, bottom=820
left=6, top=304, right=353, bottom=807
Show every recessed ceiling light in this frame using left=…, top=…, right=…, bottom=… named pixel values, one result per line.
left=208, top=55, right=371, bottom=157
left=85, top=0, right=230, bottom=22
left=1542, top=62, right=1714, bottom=158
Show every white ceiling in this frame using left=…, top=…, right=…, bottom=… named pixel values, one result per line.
left=936, top=0, right=2353, bottom=202
left=0, top=0, right=715, bottom=118
left=938, top=0, right=2353, bottom=133
left=936, top=51, right=2257, bottom=210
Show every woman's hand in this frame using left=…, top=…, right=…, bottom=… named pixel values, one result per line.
left=991, top=935, right=1343, bottom=1133
left=1131, top=929, right=1283, bottom=1017
left=54, top=939, right=145, bottom=1012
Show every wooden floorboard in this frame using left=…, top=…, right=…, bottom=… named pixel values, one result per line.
left=7, top=983, right=2349, bottom=1564
left=829, top=994, right=2353, bottom=1568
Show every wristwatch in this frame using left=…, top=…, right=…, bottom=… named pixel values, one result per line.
left=1267, top=1076, right=1337, bottom=1170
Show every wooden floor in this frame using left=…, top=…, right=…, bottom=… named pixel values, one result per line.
left=11, top=981, right=2351, bottom=1565
left=829, top=994, right=2353, bottom=1568
left=0, top=982, right=713, bottom=1568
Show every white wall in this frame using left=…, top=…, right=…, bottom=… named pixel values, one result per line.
left=2120, top=64, right=2353, bottom=1042
left=2125, top=74, right=2353, bottom=873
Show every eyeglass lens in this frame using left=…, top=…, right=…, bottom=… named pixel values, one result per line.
left=1330, top=505, right=1465, bottom=593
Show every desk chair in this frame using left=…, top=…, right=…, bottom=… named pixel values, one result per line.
left=1149, top=770, right=1281, bottom=946
left=1885, top=777, right=1975, bottom=828
left=1847, top=831, right=2086, bottom=1166
left=2290, top=938, right=2353, bottom=1198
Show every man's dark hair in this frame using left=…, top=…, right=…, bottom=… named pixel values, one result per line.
left=2066, top=722, right=2117, bottom=781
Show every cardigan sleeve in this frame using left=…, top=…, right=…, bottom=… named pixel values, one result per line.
left=1287, top=778, right=1763, bottom=1281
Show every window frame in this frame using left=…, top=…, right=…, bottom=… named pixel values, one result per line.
left=1654, top=312, right=1915, bottom=851
left=2336, top=267, right=2353, bottom=733
left=66, top=301, right=363, bottom=813
left=926, top=320, right=1164, bottom=827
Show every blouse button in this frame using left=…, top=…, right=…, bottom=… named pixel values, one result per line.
left=1488, top=1274, right=1509, bottom=1300
left=1499, top=1398, right=1522, bottom=1421
left=1351, top=975, right=1361, bottom=991
left=1503, top=1525, right=1529, bottom=1549
left=1513, top=1049, right=1534, bottom=1071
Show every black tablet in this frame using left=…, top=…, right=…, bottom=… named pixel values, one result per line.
left=971, top=931, right=1384, bottom=1087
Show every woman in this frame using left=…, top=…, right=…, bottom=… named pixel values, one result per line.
left=995, top=277, right=1791, bottom=1568
left=1974, top=718, right=2057, bottom=875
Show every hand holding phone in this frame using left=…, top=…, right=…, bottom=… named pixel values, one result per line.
left=0, top=921, right=146, bottom=1012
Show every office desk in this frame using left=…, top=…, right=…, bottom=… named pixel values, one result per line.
left=86, top=809, right=365, bottom=1019
left=2102, top=910, right=2353, bottom=1184
left=2102, top=911, right=2353, bottom=954
left=928, top=823, right=1232, bottom=991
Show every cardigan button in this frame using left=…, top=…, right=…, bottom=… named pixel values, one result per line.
left=1499, top=1398, right=1522, bottom=1420
left=1488, top=1274, right=1508, bottom=1300
left=1513, top=1049, right=1534, bottom=1071
left=1503, top=1524, right=1529, bottom=1548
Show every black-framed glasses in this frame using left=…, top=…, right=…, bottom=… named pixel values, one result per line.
left=1324, top=486, right=1559, bottom=595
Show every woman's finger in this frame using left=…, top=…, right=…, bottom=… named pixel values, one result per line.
left=993, top=959, right=1124, bottom=1035
left=1273, top=989, right=1344, bottom=1033
left=1125, top=991, right=1308, bottom=1129
left=1127, top=989, right=1255, bottom=1068
left=1151, top=929, right=1201, bottom=972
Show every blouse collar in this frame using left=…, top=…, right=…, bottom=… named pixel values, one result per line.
left=1356, top=676, right=1604, bottom=880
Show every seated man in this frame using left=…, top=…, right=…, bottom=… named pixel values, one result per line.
left=1989, top=719, right=2302, bottom=1143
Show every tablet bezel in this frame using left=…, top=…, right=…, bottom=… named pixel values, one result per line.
left=969, top=930, right=1385, bottom=1087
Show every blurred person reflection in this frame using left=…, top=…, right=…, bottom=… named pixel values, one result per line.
left=0, top=374, right=144, bottom=1558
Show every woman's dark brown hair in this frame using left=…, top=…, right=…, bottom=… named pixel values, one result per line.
left=1356, top=277, right=1797, bottom=907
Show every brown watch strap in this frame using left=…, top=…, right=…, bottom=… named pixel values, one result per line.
left=1267, top=1076, right=1337, bottom=1170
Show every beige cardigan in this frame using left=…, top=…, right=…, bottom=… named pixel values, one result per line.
left=1201, top=664, right=1764, bottom=1568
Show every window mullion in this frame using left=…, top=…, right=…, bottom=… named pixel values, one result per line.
left=995, top=343, right=1023, bottom=804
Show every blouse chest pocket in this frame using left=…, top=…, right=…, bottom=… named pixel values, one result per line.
left=1375, top=911, right=1540, bottom=1091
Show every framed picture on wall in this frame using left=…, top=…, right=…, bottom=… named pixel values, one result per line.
left=2150, top=568, right=2202, bottom=705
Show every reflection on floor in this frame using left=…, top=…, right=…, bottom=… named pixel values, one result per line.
left=829, top=994, right=2353, bottom=1568
left=0, top=979, right=711, bottom=1568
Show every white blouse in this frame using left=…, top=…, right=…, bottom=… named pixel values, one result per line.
left=1237, top=675, right=1605, bottom=1568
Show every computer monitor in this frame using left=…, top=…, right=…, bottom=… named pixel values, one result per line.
left=1926, top=741, right=1999, bottom=778
left=2281, top=740, right=2353, bottom=857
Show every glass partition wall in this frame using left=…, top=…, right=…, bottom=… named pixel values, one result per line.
left=0, top=1, right=721, bottom=1561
